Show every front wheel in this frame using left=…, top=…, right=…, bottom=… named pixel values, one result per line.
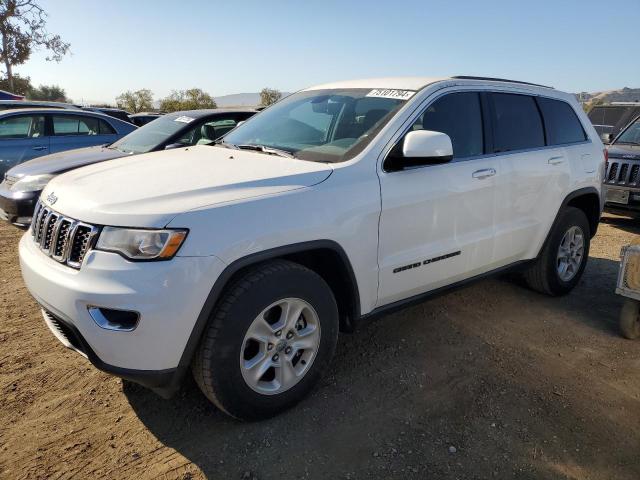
left=192, top=260, right=339, bottom=420
left=620, top=297, right=640, bottom=340
left=524, top=207, right=590, bottom=296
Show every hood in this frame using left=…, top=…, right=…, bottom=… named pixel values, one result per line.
left=8, top=146, right=127, bottom=177
left=41, top=145, right=333, bottom=227
left=608, top=144, right=640, bottom=161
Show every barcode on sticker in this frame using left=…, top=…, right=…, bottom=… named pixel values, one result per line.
left=174, top=116, right=195, bottom=123
left=366, top=89, right=415, bottom=100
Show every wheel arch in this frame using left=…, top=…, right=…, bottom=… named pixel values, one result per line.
left=537, top=187, right=602, bottom=258
left=175, top=240, right=361, bottom=377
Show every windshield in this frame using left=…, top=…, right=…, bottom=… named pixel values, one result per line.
left=110, top=115, right=189, bottom=153
left=222, top=88, right=411, bottom=162
left=615, top=117, right=640, bottom=145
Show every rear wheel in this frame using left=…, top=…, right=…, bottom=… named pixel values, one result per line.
left=192, top=260, right=339, bottom=420
left=524, top=207, right=590, bottom=296
left=620, top=298, right=640, bottom=340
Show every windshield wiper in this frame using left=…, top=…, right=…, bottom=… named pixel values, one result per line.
left=213, top=139, right=239, bottom=150
left=237, top=144, right=296, bottom=159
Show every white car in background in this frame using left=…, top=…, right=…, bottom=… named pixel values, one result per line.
left=19, top=76, right=604, bottom=420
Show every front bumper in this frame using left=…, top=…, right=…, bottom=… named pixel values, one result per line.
left=603, top=184, right=640, bottom=215
left=19, top=233, right=226, bottom=397
left=0, top=184, right=39, bottom=227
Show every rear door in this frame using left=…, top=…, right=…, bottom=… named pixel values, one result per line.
left=377, top=90, right=500, bottom=306
left=490, top=92, right=572, bottom=264
left=49, top=114, right=119, bottom=153
left=0, top=113, right=49, bottom=174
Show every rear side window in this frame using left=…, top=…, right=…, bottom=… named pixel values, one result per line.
left=0, top=115, right=46, bottom=139
left=413, top=92, right=484, bottom=158
left=537, top=97, right=586, bottom=145
left=491, top=93, right=544, bottom=152
left=53, top=115, right=115, bottom=136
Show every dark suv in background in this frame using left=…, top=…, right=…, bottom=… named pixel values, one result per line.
left=589, top=103, right=640, bottom=143
left=603, top=114, right=640, bottom=215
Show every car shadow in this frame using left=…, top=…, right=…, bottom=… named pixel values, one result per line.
left=600, top=213, right=640, bottom=235
left=124, top=252, right=639, bottom=479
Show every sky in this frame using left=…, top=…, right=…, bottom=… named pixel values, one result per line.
left=15, top=0, right=640, bottom=105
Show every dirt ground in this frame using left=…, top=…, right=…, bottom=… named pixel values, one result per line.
left=1, top=216, right=639, bottom=480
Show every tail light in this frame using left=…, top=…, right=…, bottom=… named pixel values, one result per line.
left=604, top=148, right=609, bottom=164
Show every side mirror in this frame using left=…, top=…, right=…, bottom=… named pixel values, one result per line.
left=600, top=133, right=613, bottom=144
left=164, top=143, right=183, bottom=150
left=386, top=130, right=453, bottom=171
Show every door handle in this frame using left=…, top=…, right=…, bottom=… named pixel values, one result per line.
left=472, top=168, right=496, bottom=179
left=548, top=156, right=565, bottom=165
left=32, top=146, right=47, bottom=151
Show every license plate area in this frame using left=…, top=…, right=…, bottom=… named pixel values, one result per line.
left=606, top=188, right=630, bottom=204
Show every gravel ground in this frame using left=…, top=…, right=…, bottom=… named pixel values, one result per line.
left=1, top=215, right=639, bottom=480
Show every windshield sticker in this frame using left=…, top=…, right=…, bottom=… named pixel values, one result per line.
left=366, top=89, right=415, bottom=100
left=174, top=116, right=195, bottom=123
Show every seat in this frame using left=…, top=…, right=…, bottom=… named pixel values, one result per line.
left=196, top=124, right=217, bottom=145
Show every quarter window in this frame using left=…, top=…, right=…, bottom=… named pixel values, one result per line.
left=53, top=115, right=114, bottom=136
left=0, top=115, right=46, bottom=139
left=537, top=97, right=586, bottom=145
left=412, top=92, right=484, bottom=158
left=491, top=93, right=544, bottom=152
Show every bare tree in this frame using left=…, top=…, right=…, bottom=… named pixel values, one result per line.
left=0, top=0, right=70, bottom=91
left=260, top=87, right=282, bottom=107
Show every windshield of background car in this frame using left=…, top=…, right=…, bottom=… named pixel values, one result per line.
left=615, top=118, right=640, bottom=145
left=222, top=88, right=412, bottom=162
left=110, top=115, right=191, bottom=153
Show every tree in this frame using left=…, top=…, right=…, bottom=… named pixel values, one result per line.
left=0, top=1, right=70, bottom=91
left=115, top=89, right=154, bottom=113
left=260, top=87, right=282, bottom=107
left=0, top=72, right=30, bottom=95
left=159, top=88, right=216, bottom=112
left=28, top=83, right=67, bottom=102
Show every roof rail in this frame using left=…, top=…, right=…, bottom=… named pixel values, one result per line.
left=451, top=76, right=554, bottom=89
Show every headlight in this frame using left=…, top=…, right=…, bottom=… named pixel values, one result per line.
left=10, top=174, right=55, bottom=192
left=95, top=227, right=188, bottom=260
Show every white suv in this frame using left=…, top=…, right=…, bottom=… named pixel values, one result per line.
left=19, top=76, right=604, bottom=420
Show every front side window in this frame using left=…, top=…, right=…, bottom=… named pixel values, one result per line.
left=0, top=115, right=46, bottom=139
left=615, top=117, right=640, bottom=145
left=178, top=118, right=240, bottom=145
left=410, top=92, right=484, bottom=158
left=223, top=88, right=409, bottom=162
left=537, top=97, right=586, bottom=145
left=53, top=115, right=102, bottom=136
left=492, top=93, right=544, bottom=152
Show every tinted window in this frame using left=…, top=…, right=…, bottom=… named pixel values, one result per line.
left=412, top=92, right=483, bottom=158
left=53, top=115, right=102, bottom=136
left=99, top=120, right=116, bottom=134
left=492, top=93, right=544, bottom=152
left=0, top=115, right=46, bottom=139
left=537, top=97, right=586, bottom=145
left=110, top=115, right=190, bottom=153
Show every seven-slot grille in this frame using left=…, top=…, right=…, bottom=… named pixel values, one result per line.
left=30, top=201, right=99, bottom=269
left=605, top=159, right=640, bottom=186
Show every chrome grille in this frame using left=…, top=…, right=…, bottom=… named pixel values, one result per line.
left=30, top=201, right=99, bottom=269
left=605, top=160, right=640, bottom=186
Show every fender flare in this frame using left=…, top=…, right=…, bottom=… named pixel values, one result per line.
left=537, top=186, right=601, bottom=257
left=172, top=240, right=360, bottom=382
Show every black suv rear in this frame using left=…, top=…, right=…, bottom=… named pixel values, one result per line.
left=603, top=114, right=640, bottom=215
left=589, top=104, right=640, bottom=143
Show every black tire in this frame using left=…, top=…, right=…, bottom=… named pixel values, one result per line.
left=620, top=297, right=640, bottom=340
left=524, top=207, right=590, bottom=296
left=192, top=259, right=339, bottom=420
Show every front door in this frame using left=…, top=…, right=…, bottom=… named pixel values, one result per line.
left=377, top=91, right=499, bottom=307
left=0, top=114, right=48, bottom=175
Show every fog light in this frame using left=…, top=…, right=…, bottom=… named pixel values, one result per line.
left=88, top=307, right=139, bottom=332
